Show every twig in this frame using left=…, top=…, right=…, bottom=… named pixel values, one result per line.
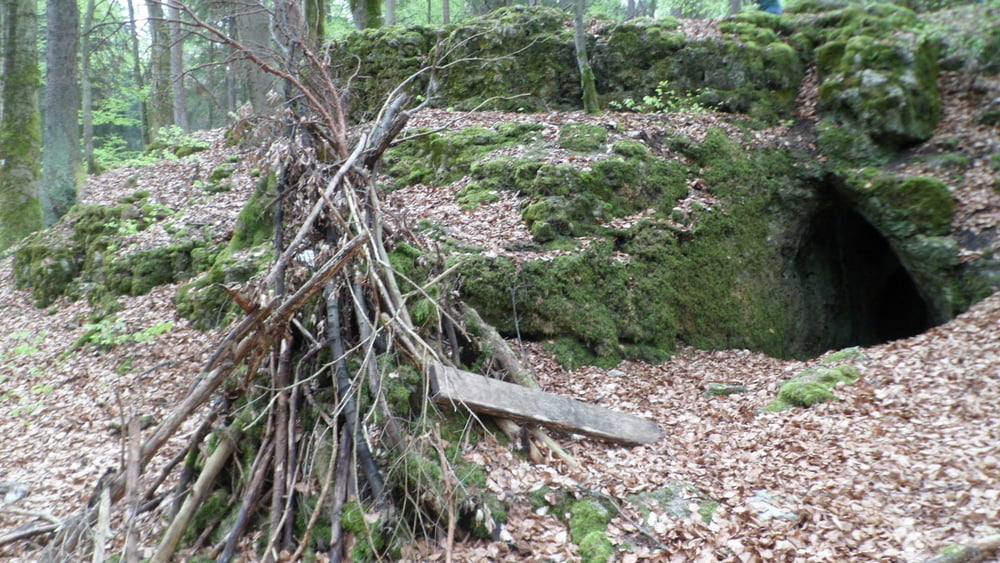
left=217, top=438, right=275, bottom=563
left=150, top=416, right=245, bottom=563
left=0, top=522, right=60, bottom=546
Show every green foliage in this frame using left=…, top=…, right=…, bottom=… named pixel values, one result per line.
left=608, top=79, right=717, bottom=113
left=71, top=317, right=174, bottom=353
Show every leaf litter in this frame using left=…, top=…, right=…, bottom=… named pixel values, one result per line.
left=1, top=63, right=998, bottom=562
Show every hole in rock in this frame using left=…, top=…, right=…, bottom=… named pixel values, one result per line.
left=794, top=198, right=932, bottom=353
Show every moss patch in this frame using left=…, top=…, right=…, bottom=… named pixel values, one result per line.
left=558, top=123, right=608, bottom=152
left=767, top=363, right=861, bottom=411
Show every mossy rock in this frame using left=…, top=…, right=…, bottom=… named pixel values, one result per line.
left=459, top=130, right=831, bottom=367
left=103, top=240, right=203, bottom=296
left=384, top=126, right=544, bottom=190
left=815, top=32, right=940, bottom=151
left=704, top=383, right=749, bottom=397
left=332, top=8, right=799, bottom=121
left=11, top=200, right=212, bottom=307
left=11, top=235, right=82, bottom=307
left=767, top=363, right=861, bottom=410
left=558, top=123, right=608, bottom=153
left=629, top=481, right=719, bottom=523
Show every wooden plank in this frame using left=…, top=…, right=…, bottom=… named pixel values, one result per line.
left=429, top=364, right=661, bottom=446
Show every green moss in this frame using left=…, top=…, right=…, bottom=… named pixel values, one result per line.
left=569, top=498, right=614, bottom=543
left=186, top=489, right=231, bottom=544
left=821, top=346, right=866, bottom=365
left=578, top=530, right=615, bottom=563
left=12, top=238, right=82, bottom=307
left=816, top=120, right=890, bottom=166
left=558, top=123, right=608, bottom=152
left=460, top=130, right=831, bottom=366
left=209, top=164, right=235, bottom=182
left=815, top=32, right=940, bottom=150
left=704, top=383, right=749, bottom=397
left=384, top=126, right=544, bottom=190
left=340, top=501, right=393, bottom=562
left=847, top=172, right=955, bottom=238
left=768, top=364, right=861, bottom=411
left=385, top=366, right=421, bottom=417
left=230, top=175, right=276, bottom=251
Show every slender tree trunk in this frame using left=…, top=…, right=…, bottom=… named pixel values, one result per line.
left=443, top=0, right=450, bottom=24
left=385, top=0, right=395, bottom=25
left=626, top=0, right=636, bottom=19
left=167, top=1, right=188, bottom=132
left=304, top=0, right=326, bottom=46
left=729, top=0, right=742, bottom=14
left=81, top=0, right=97, bottom=172
left=125, top=0, right=147, bottom=146
left=573, top=0, right=599, bottom=114
left=0, top=0, right=43, bottom=249
left=42, top=0, right=83, bottom=224
left=234, top=4, right=278, bottom=114
left=146, top=0, right=174, bottom=140
left=350, top=0, right=382, bottom=28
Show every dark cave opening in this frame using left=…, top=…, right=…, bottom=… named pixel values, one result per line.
left=795, top=198, right=932, bottom=352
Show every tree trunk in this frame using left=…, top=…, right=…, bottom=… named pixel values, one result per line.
left=81, top=0, right=97, bottom=172
left=42, top=0, right=83, bottom=225
left=125, top=0, right=147, bottom=145
left=304, top=0, right=326, bottom=46
left=0, top=0, right=43, bottom=249
left=233, top=5, right=278, bottom=114
left=442, top=0, right=450, bottom=24
left=573, top=0, right=599, bottom=114
left=167, top=1, right=188, bottom=132
left=385, top=0, right=395, bottom=25
left=146, top=0, right=173, bottom=140
left=350, top=0, right=382, bottom=28
left=729, top=0, right=742, bottom=15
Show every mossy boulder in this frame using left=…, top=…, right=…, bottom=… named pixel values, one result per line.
left=767, top=363, right=861, bottom=410
left=460, top=131, right=826, bottom=367
left=328, top=6, right=576, bottom=117
left=816, top=32, right=940, bottom=152
left=12, top=198, right=211, bottom=308
left=383, top=124, right=544, bottom=190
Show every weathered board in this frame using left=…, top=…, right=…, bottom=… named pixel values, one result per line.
left=429, top=364, right=662, bottom=446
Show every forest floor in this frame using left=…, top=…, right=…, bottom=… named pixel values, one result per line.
left=1, top=60, right=998, bottom=562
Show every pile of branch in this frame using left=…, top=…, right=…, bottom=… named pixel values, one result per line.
left=27, top=4, right=560, bottom=561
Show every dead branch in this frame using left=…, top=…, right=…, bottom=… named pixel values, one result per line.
left=150, top=416, right=246, bottom=563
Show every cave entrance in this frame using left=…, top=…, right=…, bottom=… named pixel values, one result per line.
left=794, top=196, right=932, bottom=352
